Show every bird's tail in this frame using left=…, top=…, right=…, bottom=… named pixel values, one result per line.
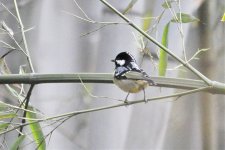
left=148, top=79, right=157, bottom=86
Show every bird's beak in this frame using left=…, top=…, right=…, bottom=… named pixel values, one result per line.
left=111, top=59, right=115, bottom=62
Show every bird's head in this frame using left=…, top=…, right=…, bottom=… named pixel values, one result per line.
left=111, top=52, right=136, bottom=68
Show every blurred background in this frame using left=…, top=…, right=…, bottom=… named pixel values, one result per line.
left=0, top=0, right=224, bottom=149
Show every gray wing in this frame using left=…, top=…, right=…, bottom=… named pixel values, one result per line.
left=124, top=71, right=156, bottom=85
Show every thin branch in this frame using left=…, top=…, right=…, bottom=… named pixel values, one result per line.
left=38, top=86, right=212, bottom=121
left=62, top=10, right=125, bottom=25
left=78, top=75, right=123, bottom=102
left=13, top=0, right=35, bottom=72
left=0, top=40, right=16, bottom=49
left=0, top=86, right=211, bottom=136
left=72, top=0, right=92, bottom=20
left=0, top=21, right=28, bottom=56
left=177, top=0, right=187, bottom=62
left=173, top=48, right=209, bottom=69
left=0, top=101, right=41, bottom=114
left=19, top=117, right=69, bottom=149
left=80, top=24, right=111, bottom=37
left=1, top=3, right=19, bottom=23
left=18, top=84, right=35, bottom=137
left=8, top=34, right=28, bottom=56
left=62, top=0, right=126, bottom=37
left=0, top=49, right=16, bottom=58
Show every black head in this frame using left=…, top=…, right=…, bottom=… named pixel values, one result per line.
left=111, top=52, right=136, bottom=67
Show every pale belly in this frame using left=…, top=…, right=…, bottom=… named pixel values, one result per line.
left=113, top=78, right=148, bottom=93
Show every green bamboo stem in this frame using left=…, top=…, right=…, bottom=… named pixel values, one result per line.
left=0, top=73, right=224, bottom=94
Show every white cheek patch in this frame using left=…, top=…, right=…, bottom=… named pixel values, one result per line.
left=116, top=59, right=125, bottom=66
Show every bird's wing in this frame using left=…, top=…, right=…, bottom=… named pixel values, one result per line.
left=124, top=70, right=156, bottom=85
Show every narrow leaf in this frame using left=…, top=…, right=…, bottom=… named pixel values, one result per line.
left=122, top=0, right=138, bottom=14
left=0, top=58, right=24, bottom=98
left=0, top=113, right=16, bottom=120
left=221, top=12, right=225, bottom=22
left=162, top=1, right=172, bottom=9
left=142, top=11, right=152, bottom=31
left=0, top=103, right=7, bottom=111
left=10, top=135, right=26, bottom=150
left=19, top=65, right=27, bottom=74
left=27, top=106, right=46, bottom=150
left=171, top=13, right=200, bottom=23
left=0, top=58, right=11, bottom=74
left=0, top=123, right=9, bottom=132
left=158, top=22, right=170, bottom=76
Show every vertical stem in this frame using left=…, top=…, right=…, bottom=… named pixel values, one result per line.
left=14, top=0, right=35, bottom=73
left=198, top=1, right=214, bottom=150
left=18, top=84, right=35, bottom=137
left=178, top=0, right=187, bottom=62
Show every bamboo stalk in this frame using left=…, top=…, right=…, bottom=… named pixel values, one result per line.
left=0, top=73, right=224, bottom=94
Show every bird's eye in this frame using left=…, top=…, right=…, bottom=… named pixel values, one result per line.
left=116, top=59, right=125, bottom=66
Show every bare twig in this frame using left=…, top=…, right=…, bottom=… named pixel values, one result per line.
left=13, top=0, right=35, bottom=72
left=0, top=40, right=16, bottom=49
left=78, top=75, right=123, bottom=102
left=62, top=0, right=127, bottom=37
left=1, top=3, right=19, bottom=23
left=165, top=0, right=188, bottom=61
left=0, top=101, right=41, bottom=114
left=0, top=49, right=16, bottom=58
left=18, top=84, right=35, bottom=137
left=72, top=0, right=92, bottom=20
left=80, top=24, right=111, bottom=37
left=172, top=48, right=209, bottom=70
left=0, top=86, right=211, bottom=136
left=1, top=21, right=28, bottom=56
left=62, top=10, right=126, bottom=25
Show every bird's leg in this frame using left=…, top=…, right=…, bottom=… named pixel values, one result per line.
left=143, top=89, right=147, bottom=103
left=124, top=92, right=130, bottom=103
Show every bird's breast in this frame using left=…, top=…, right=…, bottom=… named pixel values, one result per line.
left=113, top=78, right=148, bottom=93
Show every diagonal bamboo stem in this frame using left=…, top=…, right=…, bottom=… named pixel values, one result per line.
left=99, top=0, right=212, bottom=85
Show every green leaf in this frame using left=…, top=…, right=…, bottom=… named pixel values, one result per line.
left=171, top=13, right=200, bottom=23
left=0, top=113, right=16, bottom=120
left=221, top=12, right=225, bottom=22
left=10, top=135, right=26, bottom=150
left=158, top=22, right=170, bottom=76
left=0, top=103, right=8, bottom=111
left=0, top=123, right=9, bottom=132
left=19, top=65, right=27, bottom=74
left=122, top=0, right=138, bottom=14
left=142, top=11, right=152, bottom=31
left=0, top=58, right=11, bottom=74
left=162, top=1, right=172, bottom=9
left=27, top=106, right=46, bottom=150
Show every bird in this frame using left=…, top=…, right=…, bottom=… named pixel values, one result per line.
left=111, top=51, right=156, bottom=103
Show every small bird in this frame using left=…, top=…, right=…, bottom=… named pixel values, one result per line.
left=111, top=51, right=156, bottom=103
